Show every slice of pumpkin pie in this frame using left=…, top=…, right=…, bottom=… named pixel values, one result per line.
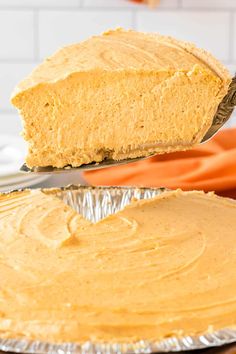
left=11, top=29, right=231, bottom=168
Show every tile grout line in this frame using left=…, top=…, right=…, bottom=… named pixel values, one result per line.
left=178, top=0, right=182, bottom=9
left=0, top=109, right=17, bottom=114
left=0, top=6, right=236, bottom=12
left=0, top=59, right=39, bottom=63
left=228, top=10, right=234, bottom=63
left=33, top=10, right=39, bottom=61
left=131, top=9, right=136, bottom=29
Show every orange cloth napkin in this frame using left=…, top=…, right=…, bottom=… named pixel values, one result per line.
left=84, top=128, right=236, bottom=198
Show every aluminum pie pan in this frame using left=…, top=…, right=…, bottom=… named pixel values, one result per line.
left=0, top=185, right=235, bottom=354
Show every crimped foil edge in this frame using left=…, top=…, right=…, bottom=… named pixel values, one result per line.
left=0, top=329, right=236, bottom=354
left=0, top=185, right=235, bottom=353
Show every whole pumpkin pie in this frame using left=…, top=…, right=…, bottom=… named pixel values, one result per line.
left=0, top=189, right=235, bottom=343
left=11, top=29, right=230, bottom=168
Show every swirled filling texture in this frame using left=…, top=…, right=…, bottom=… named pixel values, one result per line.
left=0, top=189, right=235, bottom=343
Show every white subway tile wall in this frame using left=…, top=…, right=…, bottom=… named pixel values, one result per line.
left=0, top=0, right=82, bottom=7
left=0, top=10, right=34, bottom=60
left=182, top=0, right=236, bottom=9
left=136, top=11, right=230, bottom=60
left=0, top=0, right=235, bottom=135
left=39, top=10, right=133, bottom=58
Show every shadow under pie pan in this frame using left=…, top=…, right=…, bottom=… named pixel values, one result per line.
left=0, top=185, right=235, bottom=354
